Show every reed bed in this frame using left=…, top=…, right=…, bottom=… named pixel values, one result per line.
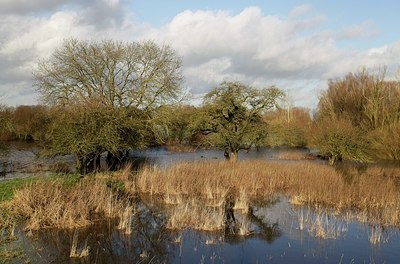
left=137, top=160, right=400, bottom=227
left=7, top=177, right=128, bottom=230
left=276, top=151, right=312, bottom=160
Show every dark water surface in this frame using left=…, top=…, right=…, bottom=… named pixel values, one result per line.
left=1, top=145, right=400, bottom=263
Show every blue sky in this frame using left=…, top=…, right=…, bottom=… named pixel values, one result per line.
left=0, top=0, right=399, bottom=108
left=131, top=0, right=399, bottom=47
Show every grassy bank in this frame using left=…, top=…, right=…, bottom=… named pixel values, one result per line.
left=0, top=178, right=38, bottom=203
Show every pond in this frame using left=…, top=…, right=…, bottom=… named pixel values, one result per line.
left=1, top=145, right=400, bottom=263
left=5, top=196, right=400, bottom=263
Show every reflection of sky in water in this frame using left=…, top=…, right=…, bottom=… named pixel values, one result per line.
left=2, top=145, right=400, bottom=263
left=130, top=147, right=308, bottom=169
left=9, top=196, right=400, bottom=264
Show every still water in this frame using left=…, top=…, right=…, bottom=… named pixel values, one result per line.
left=7, top=196, right=400, bottom=263
left=1, top=144, right=400, bottom=263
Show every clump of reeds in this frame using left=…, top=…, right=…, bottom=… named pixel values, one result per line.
left=8, top=177, right=127, bottom=230
left=166, top=199, right=225, bottom=231
left=368, top=225, right=385, bottom=245
left=233, top=187, right=249, bottom=213
left=69, top=231, right=90, bottom=258
left=277, top=151, right=309, bottom=160
left=137, top=160, right=400, bottom=227
left=117, top=205, right=135, bottom=235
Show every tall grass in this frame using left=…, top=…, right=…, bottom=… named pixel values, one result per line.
left=7, top=176, right=128, bottom=230
left=137, top=160, right=400, bottom=227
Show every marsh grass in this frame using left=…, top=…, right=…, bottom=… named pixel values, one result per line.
left=117, top=205, right=134, bottom=235
left=69, top=231, right=90, bottom=258
left=137, top=160, right=400, bottom=227
left=7, top=176, right=129, bottom=230
left=277, top=151, right=310, bottom=160
left=166, top=198, right=225, bottom=231
left=0, top=177, right=38, bottom=203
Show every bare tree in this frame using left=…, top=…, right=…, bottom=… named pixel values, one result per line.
left=34, top=39, right=183, bottom=111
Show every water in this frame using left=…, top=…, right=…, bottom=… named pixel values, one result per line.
left=6, top=197, right=400, bottom=263
left=1, top=145, right=400, bottom=263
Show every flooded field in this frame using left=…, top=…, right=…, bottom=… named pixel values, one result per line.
left=1, top=144, right=400, bottom=263
left=4, top=196, right=400, bottom=263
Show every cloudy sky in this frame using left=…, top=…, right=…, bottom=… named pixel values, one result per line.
left=0, top=0, right=399, bottom=108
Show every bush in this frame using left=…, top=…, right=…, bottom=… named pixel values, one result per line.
left=311, top=118, right=371, bottom=165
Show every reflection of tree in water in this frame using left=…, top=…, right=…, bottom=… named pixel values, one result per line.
left=334, top=162, right=368, bottom=184
left=224, top=200, right=282, bottom=245
left=21, top=199, right=177, bottom=263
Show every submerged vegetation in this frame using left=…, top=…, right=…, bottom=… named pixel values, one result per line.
left=2, top=160, right=399, bottom=234
left=137, top=160, right=400, bottom=227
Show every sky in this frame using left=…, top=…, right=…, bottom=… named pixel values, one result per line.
left=0, top=0, right=399, bottom=109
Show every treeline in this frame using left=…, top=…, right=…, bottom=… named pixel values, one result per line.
left=1, top=38, right=399, bottom=174
left=312, top=69, right=400, bottom=164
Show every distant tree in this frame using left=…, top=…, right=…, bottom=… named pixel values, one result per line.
left=317, top=69, right=400, bottom=130
left=150, top=105, right=199, bottom=145
left=311, top=117, right=371, bottom=165
left=12, top=105, right=50, bottom=142
left=0, top=105, right=14, bottom=140
left=263, top=107, right=311, bottom=147
left=200, top=81, right=284, bottom=161
left=34, top=39, right=184, bottom=173
left=314, top=68, right=400, bottom=163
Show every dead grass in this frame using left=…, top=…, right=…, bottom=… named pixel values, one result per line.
left=7, top=176, right=128, bottom=230
left=69, top=231, right=90, bottom=258
left=166, top=198, right=225, bottom=231
left=137, top=160, right=400, bottom=227
left=277, top=151, right=311, bottom=160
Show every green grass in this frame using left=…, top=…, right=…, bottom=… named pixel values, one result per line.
left=0, top=174, right=82, bottom=203
left=0, top=178, right=37, bottom=203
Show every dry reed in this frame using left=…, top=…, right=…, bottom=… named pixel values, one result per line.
left=166, top=198, right=225, bottom=231
left=277, top=151, right=310, bottom=160
left=137, top=160, right=400, bottom=227
left=8, top=177, right=128, bottom=230
left=69, top=231, right=90, bottom=258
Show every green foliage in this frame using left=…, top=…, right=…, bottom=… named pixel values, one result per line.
left=368, top=123, right=400, bottom=161
left=263, top=108, right=311, bottom=147
left=0, top=178, right=37, bottom=203
left=199, top=81, right=284, bottom=160
left=34, top=39, right=184, bottom=173
left=314, top=68, right=400, bottom=163
left=150, top=105, right=200, bottom=145
left=45, top=102, right=145, bottom=173
left=312, top=118, right=371, bottom=165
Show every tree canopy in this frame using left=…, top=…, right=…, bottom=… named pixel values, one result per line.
left=199, top=81, right=284, bottom=161
left=34, top=39, right=184, bottom=173
left=34, top=38, right=183, bottom=111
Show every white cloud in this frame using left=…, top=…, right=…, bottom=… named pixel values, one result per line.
left=0, top=4, right=399, bottom=108
left=289, top=4, right=313, bottom=18
left=337, top=21, right=380, bottom=40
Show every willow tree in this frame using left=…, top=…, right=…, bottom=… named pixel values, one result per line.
left=200, top=81, right=284, bottom=161
left=34, top=39, right=183, bottom=173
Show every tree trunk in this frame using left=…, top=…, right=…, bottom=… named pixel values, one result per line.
left=230, top=150, right=238, bottom=162
left=328, top=155, right=336, bottom=166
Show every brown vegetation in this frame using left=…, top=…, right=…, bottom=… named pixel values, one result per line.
left=6, top=176, right=129, bottom=230
left=137, top=160, right=400, bottom=227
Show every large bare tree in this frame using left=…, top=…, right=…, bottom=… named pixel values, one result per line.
left=34, top=38, right=183, bottom=111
